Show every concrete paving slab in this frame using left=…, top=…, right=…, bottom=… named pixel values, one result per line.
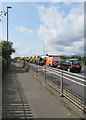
left=16, top=63, right=85, bottom=118
left=2, top=63, right=85, bottom=119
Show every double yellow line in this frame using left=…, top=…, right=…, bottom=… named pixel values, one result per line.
left=46, top=79, right=86, bottom=110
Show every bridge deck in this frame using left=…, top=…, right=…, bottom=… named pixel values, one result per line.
left=2, top=63, right=85, bottom=118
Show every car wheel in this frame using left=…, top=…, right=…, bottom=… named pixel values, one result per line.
left=77, top=69, right=81, bottom=73
left=49, top=64, right=51, bottom=67
left=68, top=68, right=70, bottom=72
left=78, top=70, right=81, bottom=73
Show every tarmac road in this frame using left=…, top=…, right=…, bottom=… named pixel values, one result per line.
left=77, top=66, right=86, bottom=76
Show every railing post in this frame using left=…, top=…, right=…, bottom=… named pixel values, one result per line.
left=26, top=62, right=30, bottom=72
left=31, top=63, right=33, bottom=73
left=34, top=64, right=36, bottom=75
left=60, top=71, right=63, bottom=97
left=23, top=59, right=25, bottom=68
left=45, top=65, right=46, bottom=83
left=36, top=65, right=38, bottom=77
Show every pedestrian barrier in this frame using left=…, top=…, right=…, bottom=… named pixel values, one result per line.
left=24, top=62, right=86, bottom=113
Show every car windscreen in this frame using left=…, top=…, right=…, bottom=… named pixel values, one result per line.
left=72, top=60, right=80, bottom=65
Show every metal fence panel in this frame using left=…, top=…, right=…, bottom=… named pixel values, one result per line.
left=23, top=62, right=86, bottom=112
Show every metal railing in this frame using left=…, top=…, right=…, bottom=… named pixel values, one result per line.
left=25, top=62, right=86, bottom=112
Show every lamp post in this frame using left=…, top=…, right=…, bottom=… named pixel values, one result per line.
left=7, top=6, right=12, bottom=67
left=7, top=6, right=12, bottom=42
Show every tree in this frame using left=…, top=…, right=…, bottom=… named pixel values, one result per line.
left=2, top=41, right=15, bottom=61
left=0, top=42, right=2, bottom=56
left=60, top=56, right=70, bottom=59
left=12, top=57, right=20, bottom=62
left=70, top=55, right=81, bottom=60
left=0, top=10, right=7, bottom=22
left=81, top=56, right=86, bottom=65
left=0, top=11, right=3, bottom=22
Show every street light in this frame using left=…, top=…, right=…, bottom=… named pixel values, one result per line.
left=7, top=6, right=12, bottom=67
left=7, top=6, right=12, bottom=42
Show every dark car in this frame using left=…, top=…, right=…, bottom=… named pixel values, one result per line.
left=58, top=59, right=82, bottom=72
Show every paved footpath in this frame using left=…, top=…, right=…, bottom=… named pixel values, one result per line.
left=2, top=63, right=85, bottom=119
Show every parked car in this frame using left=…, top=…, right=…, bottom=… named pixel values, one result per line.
left=58, top=59, right=82, bottom=72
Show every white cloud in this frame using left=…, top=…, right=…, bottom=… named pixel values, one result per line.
left=37, top=3, right=84, bottom=56
left=22, top=48, right=34, bottom=56
left=12, top=43, right=35, bottom=58
left=1, top=0, right=85, bottom=2
left=12, top=47, right=35, bottom=58
left=13, top=43, right=21, bottom=50
left=15, top=26, right=34, bottom=34
left=64, top=39, right=84, bottom=55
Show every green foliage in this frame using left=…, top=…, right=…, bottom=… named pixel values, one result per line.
left=12, top=57, right=20, bottom=62
left=0, top=11, right=2, bottom=22
left=60, top=56, right=70, bottom=59
left=60, top=55, right=86, bottom=65
left=0, top=42, right=2, bottom=56
left=0, top=10, right=7, bottom=22
left=81, top=57, right=86, bottom=65
left=70, top=55, right=81, bottom=60
left=2, top=41, right=15, bottom=60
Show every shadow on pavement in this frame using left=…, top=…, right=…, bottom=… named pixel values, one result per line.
left=2, top=63, right=33, bottom=119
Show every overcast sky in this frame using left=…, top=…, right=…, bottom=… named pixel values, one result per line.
left=1, top=1, right=84, bottom=58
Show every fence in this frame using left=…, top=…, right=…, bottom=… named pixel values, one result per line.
left=24, top=62, right=86, bottom=112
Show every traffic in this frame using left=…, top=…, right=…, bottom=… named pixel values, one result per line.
left=16, top=55, right=86, bottom=112
left=17, top=55, right=84, bottom=74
